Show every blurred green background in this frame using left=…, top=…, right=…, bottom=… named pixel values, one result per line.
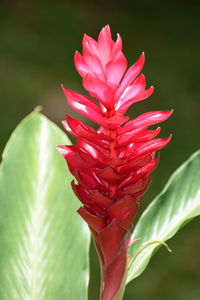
left=0, top=0, right=200, bottom=299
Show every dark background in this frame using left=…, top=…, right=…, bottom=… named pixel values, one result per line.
left=0, top=0, right=200, bottom=299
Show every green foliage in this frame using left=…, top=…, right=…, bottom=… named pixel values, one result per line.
left=127, top=150, right=200, bottom=284
left=0, top=111, right=90, bottom=300
left=0, top=110, right=199, bottom=299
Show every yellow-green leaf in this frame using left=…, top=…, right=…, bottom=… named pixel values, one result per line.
left=127, top=150, right=200, bottom=284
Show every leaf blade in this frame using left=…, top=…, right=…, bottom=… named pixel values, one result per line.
left=0, top=112, right=90, bottom=300
left=127, top=150, right=200, bottom=283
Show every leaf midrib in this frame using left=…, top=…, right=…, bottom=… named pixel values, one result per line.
left=30, top=121, right=49, bottom=300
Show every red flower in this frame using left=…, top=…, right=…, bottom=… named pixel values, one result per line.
left=58, top=25, right=173, bottom=300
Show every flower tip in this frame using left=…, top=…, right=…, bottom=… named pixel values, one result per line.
left=145, top=85, right=154, bottom=97
left=104, top=24, right=111, bottom=31
left=98, top=24, right=112, bottom=41
left=62, top=119, right=72, bottom=133
left=165, top=134, right=172, bottom=146
left=61, top=84, right=65, bottom=92
left=56, top=145, right=67, bottom=156
left=62, top=86, right=72, bottom=97
left=61, top=85, right=69, bottom=96
left=74, top=51, right=81, bottom=62
left=116, top=32, right=122, bottom=42
left=156, top=126, right=161, bottom=133
left=82, top=33, right=90, bottom=46
left=83, top=33, right=88, bottom=39
left=163, top=109, right=174, bottom=120
left=140, top=73, right=145, bottom=80
left=61, top=84, right=68, bottom=96
left=150, top=85, right=155, bottom=92
left=56, top=145, right=62, bottom=152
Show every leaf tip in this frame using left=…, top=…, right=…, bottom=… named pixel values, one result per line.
left=34, top=105, right=43, bottom=113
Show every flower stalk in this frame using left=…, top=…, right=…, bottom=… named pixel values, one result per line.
left=58, top=25, right=173, bottom=300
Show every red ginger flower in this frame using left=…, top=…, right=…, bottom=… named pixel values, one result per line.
left=58, top=25, right=173, bottom=300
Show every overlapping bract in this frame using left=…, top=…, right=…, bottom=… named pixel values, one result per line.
left=58, top=25, right=172, bottom=300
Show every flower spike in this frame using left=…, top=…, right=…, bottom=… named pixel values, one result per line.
left=58, top=25, right=173, bottom=300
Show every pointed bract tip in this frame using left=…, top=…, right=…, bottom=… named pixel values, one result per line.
left=62, top=120, right=71, bottom=132
left=139, top=73, right=145, bottom=80
left=103, top=24, right=111, bottom=31
left=61, top=84, right=66, bottom=93
left=61, top=86, right=71, bottom=97
left=74, top=51, right=81, bottom=62
left=61, top=86, right=74, bottom=102
left=82, top=33, right=91, bottom=46
left=83, top=33, right=89, bottom=40
left=116, top=33, right=122, bottom=43
left=141, top=52, right=145, bottom=60
left=163, top=134, right=172, bottom=146
left=56, top=145, right=68, bottom=156
left=98, top=24, right=112, bottom=40
left=162, top=109, right=174, bottom=121
left=168, top=133, right=173, bottom=140
left=150, top=85, right=155, bottom=91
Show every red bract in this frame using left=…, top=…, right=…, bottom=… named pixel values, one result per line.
left=58, top=25, right=173, bottom=300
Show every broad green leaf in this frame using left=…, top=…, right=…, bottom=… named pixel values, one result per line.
left=127, top=150, right=200, bottom=284
left=0, top=111, right=90, bottom=300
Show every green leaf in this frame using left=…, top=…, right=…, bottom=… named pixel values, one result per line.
left=0, top=111, right=90, bottom=300
left=127, top=150, right=200, bottom=284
